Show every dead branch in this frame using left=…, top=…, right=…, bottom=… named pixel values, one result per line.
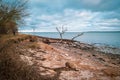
left=56, top=25, right=67, bottom=42
left=72, top=32, right=84, bottom=40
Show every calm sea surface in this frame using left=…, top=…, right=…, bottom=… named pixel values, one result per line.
left=21, top=32, right=120, bottom=48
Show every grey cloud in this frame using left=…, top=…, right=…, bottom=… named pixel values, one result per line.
left=29, top=0, right=120, bottom=12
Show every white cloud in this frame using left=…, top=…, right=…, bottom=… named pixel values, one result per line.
left=40, top=15, right=54, bottom=21
left=21, top=9, right=120, bottom=32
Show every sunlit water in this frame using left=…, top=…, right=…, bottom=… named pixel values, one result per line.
left=21, top=31, right=120, bottom=48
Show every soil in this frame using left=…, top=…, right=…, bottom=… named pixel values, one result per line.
left=0, top=34, right=120, bottom=80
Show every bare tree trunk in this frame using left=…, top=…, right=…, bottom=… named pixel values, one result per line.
left=56, top=25, right=67, bottom=42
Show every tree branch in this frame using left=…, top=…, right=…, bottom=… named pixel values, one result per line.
left=72, top=32, right=84, bottom=40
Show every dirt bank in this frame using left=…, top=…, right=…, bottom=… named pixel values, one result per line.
left=0, top=34, right=120, bottom=80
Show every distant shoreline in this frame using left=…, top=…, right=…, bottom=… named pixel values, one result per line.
left=18, top=31, right=120, bottom=33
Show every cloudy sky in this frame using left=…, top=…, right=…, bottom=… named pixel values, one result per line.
left=20, top=0, right=120, bottom=32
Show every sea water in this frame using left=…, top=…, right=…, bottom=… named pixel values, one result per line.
left=21, top=31, right=120, bottom=48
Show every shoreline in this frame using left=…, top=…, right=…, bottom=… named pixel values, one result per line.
left=37, top=35, right=120, bottom=55
left=20, top=32, right=120, bottom=49
left=0, top=34, right=120, bottom=80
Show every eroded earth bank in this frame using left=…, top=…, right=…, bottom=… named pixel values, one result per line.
left=0, top=34, right=120, bottom=80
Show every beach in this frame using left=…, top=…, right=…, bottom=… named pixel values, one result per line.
left=0, top=34, right=120, bottom=80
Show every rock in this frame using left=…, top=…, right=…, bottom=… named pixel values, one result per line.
left=59, top=70, right=94, bottom=80
left=29, top=36, right=38, bottom=42
left=65, top=62, right=78, bottom=71
left=40, top=69, right=57, bottom=77
left=97, top=57, right=105, bottom=62
left=59, top=71, right=80, bottom=80
left=20, top=55, right=33, bottom=65
left=103, top=68, right=120, bottom=76
left=115, top=76, right=120, bottom=80
left=42, top=60, right=66, bottom=69
left=43, top=39, right=50, bottom=44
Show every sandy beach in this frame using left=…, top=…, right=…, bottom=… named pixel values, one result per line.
left=0, top=34, right=120, bottom=80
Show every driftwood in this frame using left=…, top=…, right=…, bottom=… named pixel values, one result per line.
left=71, top=32, right=84, bottom=40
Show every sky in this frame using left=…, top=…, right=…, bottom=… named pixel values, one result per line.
left=19, top=0, right=120, bottom=32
